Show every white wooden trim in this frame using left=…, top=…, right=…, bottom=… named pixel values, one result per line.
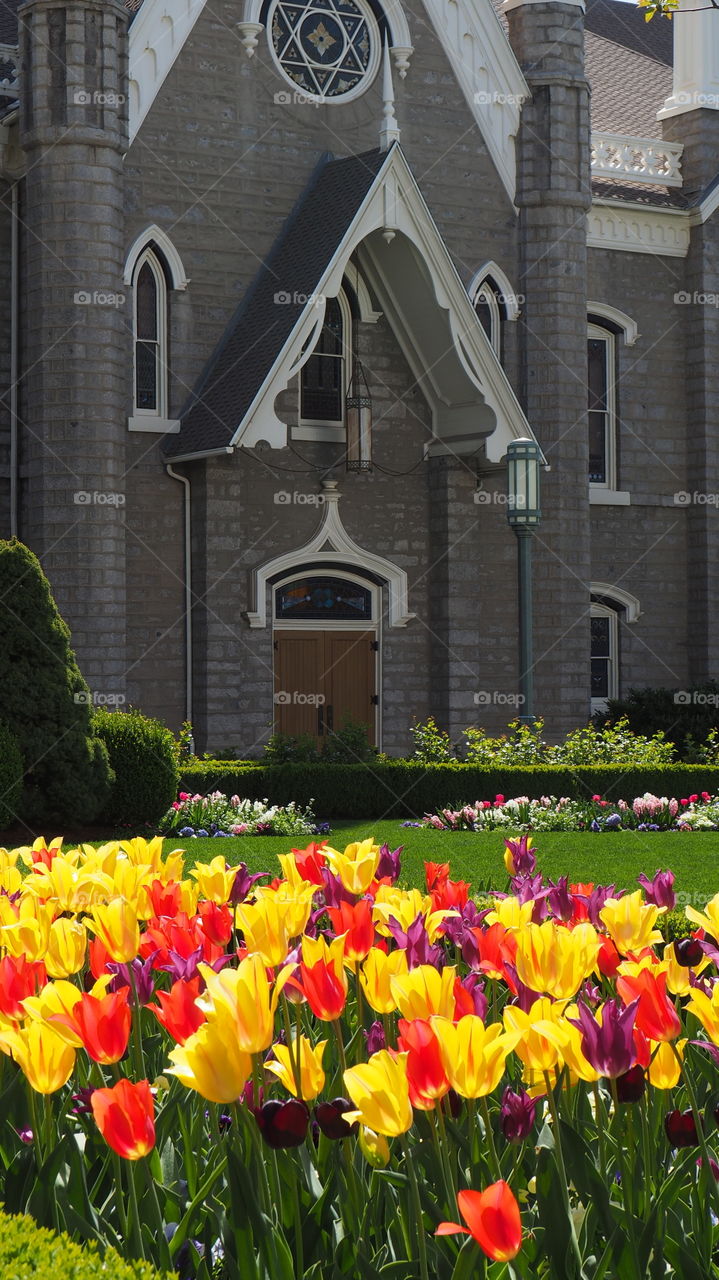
left=589, top=488, right=630, bottom=506
left=587, top=202, right=690, bottom=258
left=591, top=582, right=642, bottom=623
left=128, top=415, right=181, bottom=433
left=590, top=601, right=619, bottom=715
left=124, top=225, right=189, bottom=290
left=587, top=302, right=639, bottom=346
left=468, top=261, right=522, bottom=322
left=128, top=0, right=207, bottom=144
left=132, top=248, right=169, bottom=421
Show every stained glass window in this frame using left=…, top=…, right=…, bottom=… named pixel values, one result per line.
left=134, top=256, right=166, bottom=414
left=276, top=576, right=372, bottom=620
left=269, top=0, right=379, bottom=101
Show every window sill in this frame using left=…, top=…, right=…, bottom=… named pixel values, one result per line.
left=589, top=488, right=630, bottom=506
left=292, top=425, right=345, bottom=442
left=128, top=416, right=181, bottom=434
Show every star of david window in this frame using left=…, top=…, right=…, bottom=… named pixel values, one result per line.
left=268, top=0, right=381, bottom=102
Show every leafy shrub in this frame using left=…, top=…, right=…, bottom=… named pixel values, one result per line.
left=180, top=760, right=719, bottom=819
left=658, top=910, right=694, bottom=943
left=0, top=1209, right=168, bottom=1279
left=0, top=539, right=113, bottom=824
left=94, top=709, right=179, bottom=827
left=264, top=732, right=319, bottom=763
left=0, top=720, right=23, bottom=830
left=409, top=717, right=454, bottom=762
left=464, top=720, right=547, bottom=765
left=597, top=684, right=719, bottom=757
left=263, top=720, right=375, bottom=765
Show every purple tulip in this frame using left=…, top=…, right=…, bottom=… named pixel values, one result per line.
left=158, top=946, right=205, bottom=983
left=315, top=1098, right=359, bottom=1140
left=459, top=972, right=488, bottom=1021
left=587, top=884, right=622, bottom=929
left=665, top=1108, right=699, bottom=1148
left=255, top=1099, right=310, bottom=1149
left=71, top=1086, right=96, bottom=1115
left=364, top=1020, right=386, bottom=1056
left=638, top=869, right=676, bottom=910
left=569, top=999, right=639, bottom=1079
left=614, top=1064, right=646, bottom=1103
left=675, top=937, right=704, bottom=967
left=500, top=1088, right=537, bottom=1143
left=388, top=913, right=443, bottom=969
left=320, top=867, right=358, bottom=909
left=376, top=844, right=402, bottom=884
left=107, top=957, right=155, bottom=1006
left=504, top=835, right=536, bottom=877
left=229, top=863, right=268, bottom=906
left=17, top=1127, right=34, bottom=1144
left=547, top=876, right=574, bottom=923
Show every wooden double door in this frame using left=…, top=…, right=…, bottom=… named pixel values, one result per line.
left=273, top=630, right=377, bottom=746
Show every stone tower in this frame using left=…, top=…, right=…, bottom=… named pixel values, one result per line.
left=17, top=0, right=128, bottom=698
left=505, top=0, right=592, bottom=732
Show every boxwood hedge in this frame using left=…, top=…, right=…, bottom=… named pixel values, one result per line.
left=0, top=1209, right=169, bottom=1279
left=179, top=761, right=719, bottom=820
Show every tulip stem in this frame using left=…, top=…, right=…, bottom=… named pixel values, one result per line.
left=542, top=1073, right=585, bottom=1280
left=126, top=1156, right=146, bottom=1259
left=128, top=969, right=146, bottom=1081
left=480, top=1098, right=502, bottom=1181
left=282, top=998, right=303, bottom=1098
left=333, top=1019, right=348, bottom=1077
left=592, top=1082, right=607, bottom=1182
left=671, top=1041, right=719, bottom=1218
left=401, top=1134, right=429, bottom=1280
left=111, top=1150, right=129, bottom=1241
left=435, top=1100, right=457, bottom=1200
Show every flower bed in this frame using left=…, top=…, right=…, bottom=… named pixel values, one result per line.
left=159, top=790, right=322, bottom=837
left=1, top=832, right=719, bottom=1277
left=416, top=790, right=719, bottom=832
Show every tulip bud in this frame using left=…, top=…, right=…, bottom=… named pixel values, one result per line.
left=674, top=938, right=704, bottom=968
left=665, top=1108, right=699, bottom=1147
left=614, top=1065, right=646, bottom=1104
left=315, top=1098, right=359, bottom=1140
left=363, top=1020, right=386, bottom=1056
left=358, top=1125, right=390, bottom=1168
left=499, top=1088, right=536, bottom=1143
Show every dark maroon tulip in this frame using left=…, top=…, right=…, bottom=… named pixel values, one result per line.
left=364, top=1020, right=386, bottom=1056
left=675, top=937, right=704, bottom=968
left=255, top=1099, right=309, bottom=1149
left=615, top=1065, right=646, bottom=1103
left=315, top=1098, right=359, bottom=1140
left=443, top=1089, right=462, bottom=1119
left=665, top=1108, right=699, bottom=1148
left=500, top=1088, right=537, bottom=1143
left=638, top=870, right=675, bottom=911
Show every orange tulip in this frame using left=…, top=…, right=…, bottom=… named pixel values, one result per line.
left=436, top=1183, right=522, bottom=1262
left=148, top=977, right=206, bottom=1044
left=91, top=1078, right=155, bottom=1160
left=327, top=900, right=374, bottom=962
left=0, top=955, right=46, bottom=1021
left=616, top=968, right=682, bottom=1042
left=50, top=987, right=132, bottom=1064
left=397, top=1018, right=450, bottom=1110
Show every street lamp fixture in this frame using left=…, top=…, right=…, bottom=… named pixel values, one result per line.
left=506, top=438, right=541, bottom=724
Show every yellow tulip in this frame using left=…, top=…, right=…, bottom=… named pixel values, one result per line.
left=390, top=963, right=457, bottom=1021
left=600, top=892, right=662, bottom=955
left=33, top=977, right=111, bottom=1047
left=430, top=1015, right=521, bottom=1098
left=119, top=836, right=167, bottom=871
left=26, top=857, right=113, bottom=912
left=686, top=892, right=719, bottom=939
left=504, top=998, right=571, bottom=1077
left=167, top=1008, right=252, bottom=1103
left=235, top=895, right=293, bottom=966
left=4, top=1021, right=75, bottom=1094
left=662, top=944, right=708, bottom=996
left=197, top=954, right=294, bottom=1055
left=344, top=1049, right=413, bottom=1137
left=265, top=1036, right=327, bottom=1100
left=16, top=837, right=63, bottom=868
left=325, top=840, right=380, bottom=895
left=359, top=947, right=409, bottom=1013
left=685, top=984, right=719, bottom=1045
left=358, top=1126, right=390, bottom=1167
left=189, top=855, right=236, bottom=905
left=371, top=886, right=453, bottom=941
left=254, top=881, right=314, bottom=939
left=86, top=898, right=140, bottom=963
left=485, top=897, right=534, bottom=931
left=45, top=918, right=87, bottom=978
left=0, top=901, right=54, bottom=962
left=514, top=921, right=600, bottom=1000
left=648, top=1038, right=685, bottom=1090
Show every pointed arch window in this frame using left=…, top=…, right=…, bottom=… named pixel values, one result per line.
left=590, top=601, right=618, bottom=715
left=134, top=250, right=167, bottom=420
left=300, top=295, right=346, bottom=426
left=474, top=280, right=506, bottom=359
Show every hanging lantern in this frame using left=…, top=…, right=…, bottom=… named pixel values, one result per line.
left=345, top=321, right=373, bottom=473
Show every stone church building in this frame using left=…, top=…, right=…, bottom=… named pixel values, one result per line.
left=0, top=0, right=717, bottom=755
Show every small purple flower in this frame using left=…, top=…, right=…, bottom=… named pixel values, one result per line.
left=459, top=972, right=487, bottom=1021
left=71, top=1086, right=95, bottom=1116
left=638, top=869, right=676, bottom=911
left=364, top=1020, right=386, bottom=1056
left=107, top=957, right=155, bottom=1006
left=500, top=1088, right=537, bottom=1143
left=17, top=1127, right=34, bottom=1144
left=569, top=999, right=638, bottom=1079
left=504, top=835, right=536, bottom=877
left=590, top=819, right=601, bottom=833
left=229, top=863, right=268, bottom=906
left=376, top=843, right=402, bottom=884
left=178, top=826, right=195, bottom=837
left=604, top=814, right=622, bottom=830
left=388, top=913, right=443, bottom=969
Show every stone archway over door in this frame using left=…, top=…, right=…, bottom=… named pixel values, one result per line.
left=273, top=630, right=377, bottom=747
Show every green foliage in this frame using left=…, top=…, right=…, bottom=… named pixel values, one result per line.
left=176, top=720, right=196, bottom=761
left=597, top=683, right=719, bottom=757
left=0, top=539, right=113, bottom=824
left=408, top=716, right=454, bottom=762
left=263, top=719, right=376, bottom=765
left=0, top=1209, right=169, bottom=1279
left=180, top=760, right=719, bottom=819
left=0, top=720, right=23, bottom=829
left=464, top=720, right=547, bottom=765
left=659, top=909, right=694, bottom=942
left=264, top=732, right=320, bottom=763
left=94, top=708, right=179, bottom=826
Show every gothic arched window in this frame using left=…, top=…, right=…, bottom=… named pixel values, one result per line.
left=132, top=249, right=169, bottom=424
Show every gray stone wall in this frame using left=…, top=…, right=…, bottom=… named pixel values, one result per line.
left=0, top=180, right=11, bottom=535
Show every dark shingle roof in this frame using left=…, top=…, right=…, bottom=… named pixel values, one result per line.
left=591, top=176, right=688, bottom=207
left=586, top=31, right=672, bottom=136
left=585, top=0, right=672, bottom=66
left=164, top=147, right=390, bottom=462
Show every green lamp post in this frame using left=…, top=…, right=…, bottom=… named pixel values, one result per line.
left=506, top=438, right=542, bottom=725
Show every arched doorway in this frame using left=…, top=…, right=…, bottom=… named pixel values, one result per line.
left=272, top=571, right=379, bottom=747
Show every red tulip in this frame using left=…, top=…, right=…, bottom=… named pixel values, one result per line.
left=197, top=901, right=233, bottom=946
left=437, top=1182, right=522, bottom=1261
left=91, top=1078, right=155, bottom=1160
left=147, top=977, right=206, bottom=1044
left=425, top=862, right=450, bottom=892
left=616, top=969, right=681, bottom=1042
left=0, top=955, right=46, bottom=1021
left=431, top=877, right=470, bottom=913
left=144, top=879, right=182, bottom=918
left=292, top=842, right=328, bottom=886
left=327, top=900, right=374, bottom=962
left=397, top=1018, right=450, bottom=1109
left=52, top=988, right=131, bottom=1064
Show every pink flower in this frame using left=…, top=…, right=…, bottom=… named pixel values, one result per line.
left=592, top=795, right=602, bottom=803
left=690, top=794, right=699, bottom=804
left=495, top=795, right=505, bottom=805
left=230, top=824, right=249, bottom=835
left=179, top=793, right=190, bottom=801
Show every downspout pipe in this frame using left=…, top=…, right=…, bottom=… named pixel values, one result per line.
left=165, top=463, right=193, bottom=751
left=10, top=181, right=18, bottom=538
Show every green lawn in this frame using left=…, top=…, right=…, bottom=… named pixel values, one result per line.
left=162, top=822, right=719, bottom=902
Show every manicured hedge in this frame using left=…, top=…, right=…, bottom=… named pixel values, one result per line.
left=179, top=761, right=719, bottom=820
left=95, top=708, right=179, bottom=827
left=0, top=1208, right=169, bottom=1279
left=0, top=720, right=23, bottom=829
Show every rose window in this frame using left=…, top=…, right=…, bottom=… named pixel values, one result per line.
left=269, top=0, right=381, bottom=102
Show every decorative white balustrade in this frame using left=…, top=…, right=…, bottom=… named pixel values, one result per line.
left=591, top=132, right=684, bottom=188
left=0, top=44, right=18, bottom=99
